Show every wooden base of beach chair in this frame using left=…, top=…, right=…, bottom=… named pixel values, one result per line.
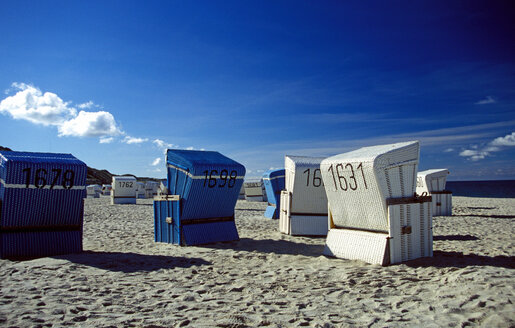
left=324, top=197, right=433, bottom=265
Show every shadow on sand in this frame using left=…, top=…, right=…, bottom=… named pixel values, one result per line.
left=55, top=251, right=211, bottom=273
left=200, top=238, right=326, bottom=257
left=405, top=251, right=515, bottom=269
left=433, top=234, right=479, bottom=241
left=451, top=214, right=515, bottom=219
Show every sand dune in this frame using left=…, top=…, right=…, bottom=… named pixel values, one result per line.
left=1, top=196, right=514, bottom=327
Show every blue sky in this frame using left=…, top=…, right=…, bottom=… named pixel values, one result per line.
left=1, top=1, right=514, bottom=180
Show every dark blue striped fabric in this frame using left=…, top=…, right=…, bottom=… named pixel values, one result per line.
left=263, top=169, right=285, bottom=219
left=154, top=198, right=180, bottom=244
left=166, top=149, right=245, bottom=220
left=0, top=151, right=86, bottom=259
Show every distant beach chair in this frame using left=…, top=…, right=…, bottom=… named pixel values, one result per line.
left=262, top=169, right=285, bottom=219
left=136, top=181, right=146, bottom=199
left=279, top=156, right=328, bottom=236
left=321, top=141, right=433, bottom=265
left=86, top=184, right=101, bottom=198
left=417, top=169, right=452, bottom=216
left=111, top=176, right=137, bottom=204
left=154, top=149, right=245, bottom=245
left=238, top=184, right=245, bottom=200
left=145, top=181, right=159, bottom=199
left=102, top=184, right=112, bottom=196
left=244, top=179, right=264, bottom=202
left=0, top=151, right=87, bottom=259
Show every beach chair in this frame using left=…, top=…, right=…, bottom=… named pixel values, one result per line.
left=279, top=156, right=328, bottom=236
left=102, top=184, right=112, bottom=196
left=145, top=181, right=159, bottom=199
left=244, top=179, right=264, bottom=202
left=262, top=169, right=285, bottom=219
left=238, top=184, right=245, bottom=200
left=86, top=185, right=100, bottom=198
left=111, top=176, right=137, bottom=204
left=321, top=141, right=433, bottom=265
left=154, top=149, right=245, bottom=245
left=135, top=182, right=146, bottom=199
left=0, top=151, right=87, bottom=259
left=261, top=178, right=268, bottom=202
left=417, top=169, right=452, bottom=216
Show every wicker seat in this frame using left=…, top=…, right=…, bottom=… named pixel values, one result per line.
left=279, top=156, right=328, bottom=236
left=321, top=141, right=433, bottom=265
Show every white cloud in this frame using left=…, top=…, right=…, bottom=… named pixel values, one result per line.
left=0, top=83, right=76, bottom=126
left=460, top=131, right=515, bottom=161
left=444, top=148, right=454, bottom=152
left=78, top=101, right=95, bottom=109
left=153, top=139, right=174, bottom=149
left=186, top=146, right=195, bottom=150
left=59, top=111, right=122, bottom=137
left=99, top=137, right=114, bottom=144
left=153, top=139, right=177, bottom=153
left=151, top=157, right=162, bottom=166
left=475, top=96, right=496, bottom=105
left=491, top=132, right=515, bottom=146
left=0, top=82, right=122, bottom=138
left=123, top=136, right=148, bottom=144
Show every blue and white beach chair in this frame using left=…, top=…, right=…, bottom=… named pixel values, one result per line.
left=154, top=149, right=245, bottom=245
left=0, top=151, right=86, bottom=259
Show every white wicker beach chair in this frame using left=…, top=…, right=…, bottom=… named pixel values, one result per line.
left=111, top=176, right=137, bottom=204
left=417, top=169, right=452, bottom=216
left=244, top=180, right=264, bottom=202
left=279, top=156, right=328, bottom=236
left=86, top=185, right=101, bottom=198
left=144, top=181, right=159, bottom=199
left=320, top=141, right=433, bottom=265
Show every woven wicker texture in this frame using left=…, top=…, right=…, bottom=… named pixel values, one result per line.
left=321, top=141, right=420, bottom=232
left=323, top=229, right=389, bottom=265
left=263, top=169, right=285, bottom=219
left=0, top=151, right=86, bottom=258
left=166, top=149, right=245, bottom=220
left=284, top=155, right=328, bottom=214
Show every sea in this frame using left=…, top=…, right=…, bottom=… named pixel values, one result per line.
left=447, top=180, right=515, bottom=198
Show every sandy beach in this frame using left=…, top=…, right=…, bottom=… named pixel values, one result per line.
left=1, top=196, right=514, bottom=327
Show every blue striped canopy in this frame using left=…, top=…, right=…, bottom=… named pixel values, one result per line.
left=166, top=149, right=245, bottom=220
